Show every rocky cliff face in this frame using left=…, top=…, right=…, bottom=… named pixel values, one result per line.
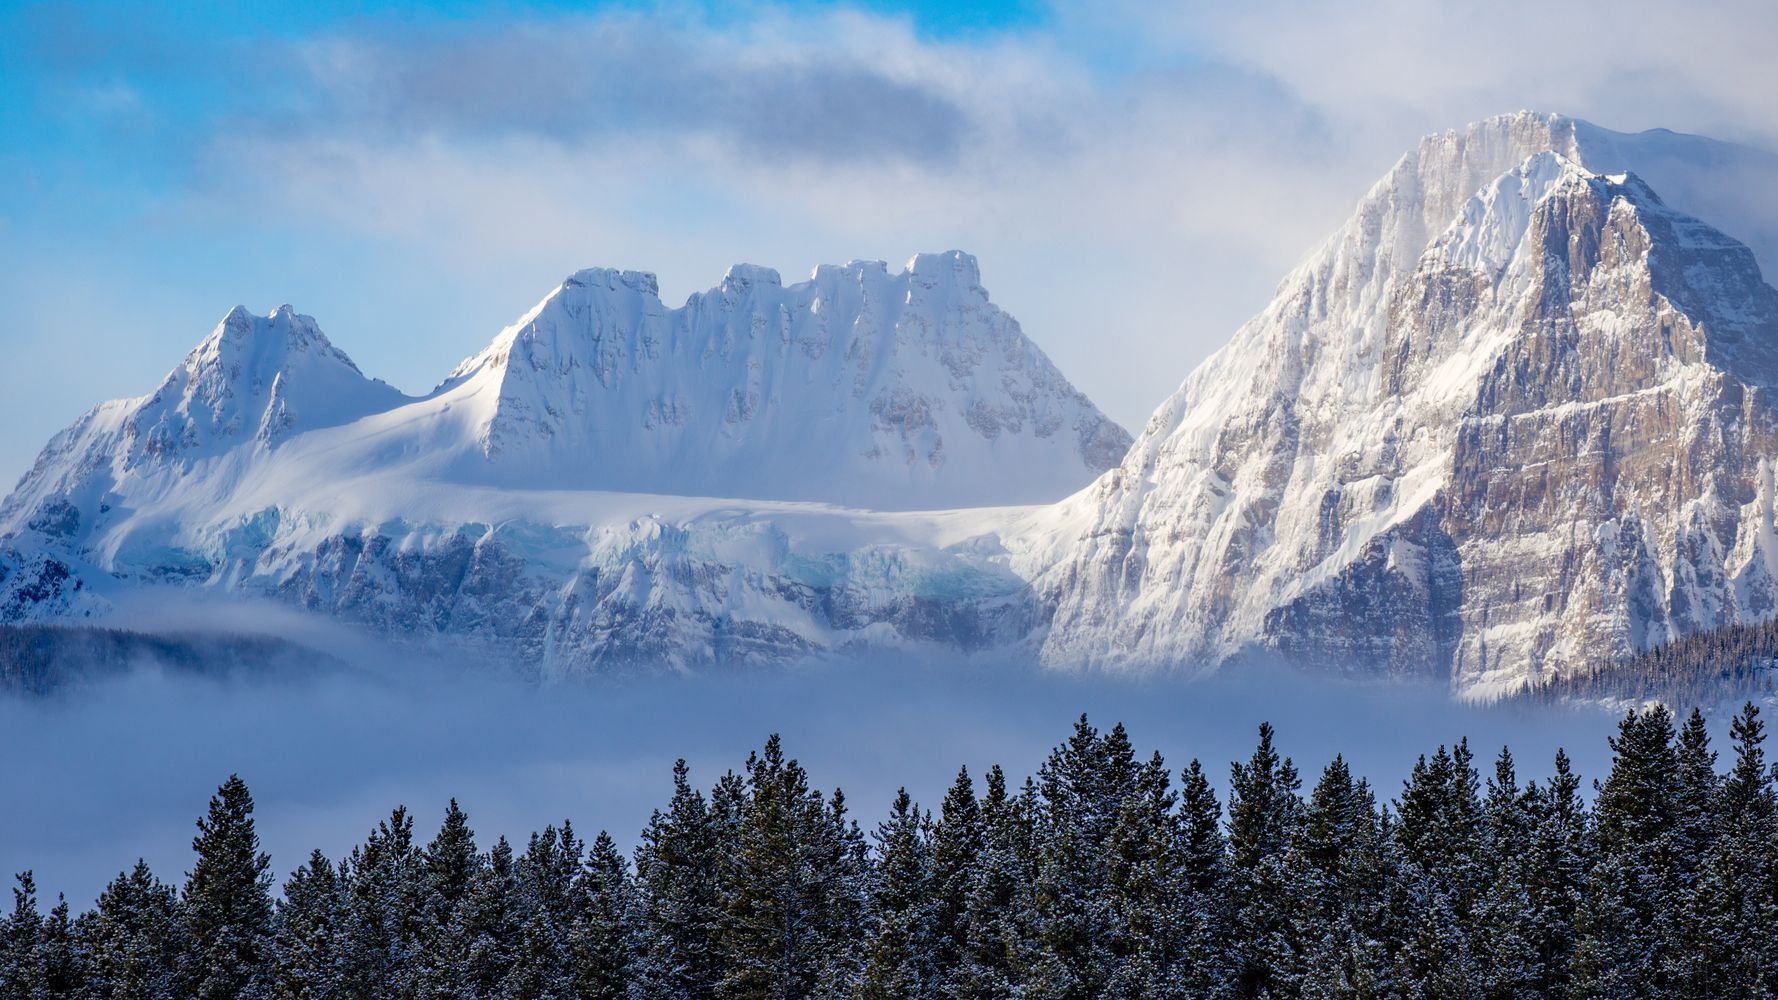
left=1036, top=115, right=1778, bottom=697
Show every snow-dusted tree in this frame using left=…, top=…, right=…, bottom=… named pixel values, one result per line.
left=1, top=872, right=48, bottom=1000
left=458, top=836, right=520, bottom=996
left=79, top=860, right=187, bottom=1000
left=1570, top=707, right=1679, bottom=997
left=502, top=822, right=584, bottom=998
left=958, top=766, right=1038, bottom=998
left=715, top=735, right=866, bottom=1000
left=184, top=775, right=274, bottom=1000
left=1690, top=702, right=1778, bottom=997
left=1390, top=740, right=1486, bottom=997
left=338, top=807, right=421, bottom=998
left=1176, top=759, right=1232, bottom=998
left=1292, top=755, right=1393, bottom=1000
left=1225, top=722, right=1304, bottom=998
left=632, top=760, right=724, bottom=1000
left=1028, top=716, right=1131, bottom=999
left=1102, top=751, right=1191, bottom=999
left=407, top=799, right=483, bottom=999
left=860, top=788, right=937, bottom=999
left=926, top=765, right=982, bottom=995
left=569, top=831, right=636, bottom=1000
left=269, top=850, right=345, bottom=1000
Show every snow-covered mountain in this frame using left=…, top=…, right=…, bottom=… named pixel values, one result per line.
left=1036, top=112, right=1778, bottom=697
left=8, top=112, right=1778, bottom=697
left=0, top=253, right=1117, bottom=673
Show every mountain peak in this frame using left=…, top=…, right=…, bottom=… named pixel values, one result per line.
left=443, top=251, right=1130, bottom=507
left=561, top=267, right=660, bottom=298
left=721, top=263, right=782, bottom=290
left=905, top=250, right=984, bottom=294
left=1040, top=113, right=1778, bottom=695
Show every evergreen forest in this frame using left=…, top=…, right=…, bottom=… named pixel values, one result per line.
left=6, top=705, right=1778, bottom=999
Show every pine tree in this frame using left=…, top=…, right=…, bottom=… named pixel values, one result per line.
left=860, top=788, right=937, bottom=999
left=959, top=765, right=1038, bottom=998
left=269, top=850, right=345, bottom=1000
left=569, top=831, right=636, bottom=1000
left=1568, top=848, right=1643, bottom=1000
left=79, top=860, right=187, bottom=1000
left=715, top=735, right=865, bottom=1000
left=1571, top=707, right=1680, bottom=997
left=633, top=760, right=724, bottom=1000
left=38, top=893, right=84, bottom=997
left=409, top=799, right=483, bottom=999
left=184, top=774, right=274, bottom=1000
left=458, top=836, right=521, bottom=997
left=820, top=786, right=871, bottom=998
left=504, top=822, right=585, bottom=998
left=1, top=872, right=48, bottom=1000
left=507, top=907, right=572, bottom=1000
left=1103, top=751, right=1188, bottom=999
left=927, top=765, right=982, bottom=996
left=338, top=806, right=422, bottom=998
left=1225, top=722, right=1304, bottom=998
left=1292, top=755, right=1392, bottom=1000
left=1474, top=746, right=1540, bottom=1000
left=1691, top=702, right=1778, bottom=998
left=1664, top=708, right=1720, bottom=997
left=1028, top=716, right=1134, bottom=999
left=1176, top=759, right=1232, bottom=998
left=1522, top=748, right=1585, bottom=998
left=1390, top=741, right=1485, bottom=998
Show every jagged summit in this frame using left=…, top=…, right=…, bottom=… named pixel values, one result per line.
left=436, top=249, right=1128, bottom=508
left=721, top=263, right=781, bottom=289
left=2, top=305, right=406, bottom=512
left=140, top=304, right=407, bottom=451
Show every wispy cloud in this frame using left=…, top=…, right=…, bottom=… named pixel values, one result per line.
left=277, top=14, right=976, bottom=166
left=0, top=652, right=1625, bottom=911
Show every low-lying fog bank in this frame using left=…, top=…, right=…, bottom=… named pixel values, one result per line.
left=0, top=643, right=1636, bottom=909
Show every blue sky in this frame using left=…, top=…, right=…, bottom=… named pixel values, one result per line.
left=3, top=0, right=1776, bottom=488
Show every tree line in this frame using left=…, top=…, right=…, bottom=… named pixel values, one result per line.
left=1532, top=617, right=1778, bottom=706
left=5, top=705, right=1778, bottom=999
left=0, top=624, right=324, bottom=696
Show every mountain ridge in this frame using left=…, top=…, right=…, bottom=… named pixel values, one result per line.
left=8, top=112, right=1778, bottom=698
